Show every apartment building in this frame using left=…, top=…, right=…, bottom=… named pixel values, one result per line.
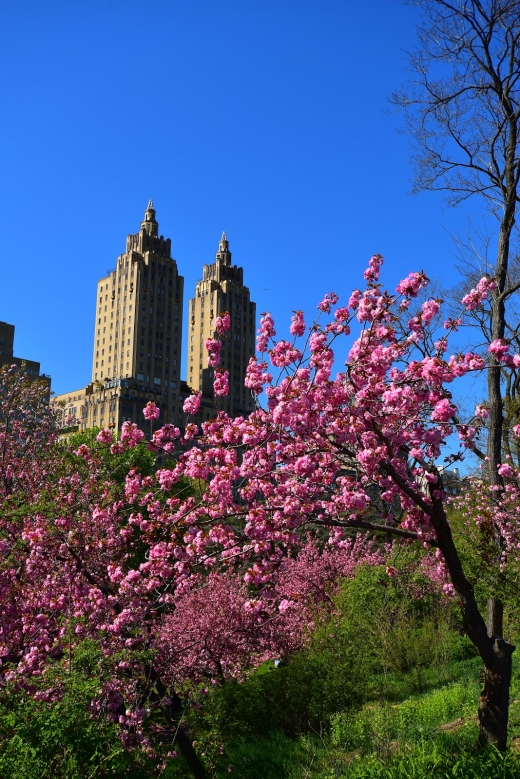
left=52, top=203, right=256, bottom=434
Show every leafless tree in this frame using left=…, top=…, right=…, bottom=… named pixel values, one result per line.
left=392, top=0, right=520, bottom=485
left=391, top=0, right=520, bottom=748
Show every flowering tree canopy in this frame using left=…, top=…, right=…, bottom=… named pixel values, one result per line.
left=2, top=255, right=520, bottom=773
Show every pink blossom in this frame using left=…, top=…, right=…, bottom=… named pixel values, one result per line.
left=183, top=393, right=202, bottom=415
left=143, top=402, right=160, bottom=421
left=461, top=277, right=495, bottom=311
left=488, top=339, right=510, bottom=358
left=96, top=428, right=113, bottom=445
left=317, top=292, right=339, bottom=314
left=334, top=307, right=350, bottom=322
left=289, top=311, right=306, bottom=336
left=257, top=313, right=276, bottom=352
left=270, top=340, right=302, bottom=368
left=421, top=299, right=440, bottom=323
left=244, top=359, right=272, bottom=394
left=74, top=444, right=91, bottom=460
left=348, top=290, right=362, bottom=309
left=206, top=338, right=222, bottom=368
left=396, top=271, right=428, bottom=298
left=475, top=404, right=490, bottom=420
left=363, top=254, right=383, bottom=282
left=214, top=370, right=229, bottom=396
left=498, top=463, right=514, bottom=478
left=120, top=421, right=145, bottom=447
left=215, top=313, right=231, bottom=335
left=431, top=398, right=457, bottom=423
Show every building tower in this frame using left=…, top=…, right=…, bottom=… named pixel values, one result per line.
left=0, top=321, right=51, bottom=388
left=187, top=232, right=256, bottom=418
left=78, top=202, right=184, bottom=431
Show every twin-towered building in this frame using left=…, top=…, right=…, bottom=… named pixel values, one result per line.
left=52, top=202, right=256, bottom=433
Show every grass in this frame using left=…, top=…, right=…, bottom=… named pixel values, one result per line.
left=195, top=657, right=520, bottom=779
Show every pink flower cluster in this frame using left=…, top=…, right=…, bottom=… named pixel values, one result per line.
left=421, top=299, right=440, bottom=324
left=487, top=339, right=520, bottom=368
left=317, top=292, right=339, bottom=314
left=183, top=392, right=202, bottom=415
left=205, top=338, right=222, bottom=367
left=396, top=271, right=429, bottom=298
left=120, top=421, right=145, bottom=447
left=244, top=358, right=272, bottom=394
left=290, top=310, right=306, bottom=336
left=461, top=277, right=496, bottom=311
left=215, top=312, right=230, bottom=335
left=270, top=340, right=302, bottom=368
left=214, top=370, right=229, bottom=396
left=143, top=402, right=160, bottom=421
left=257, top=313, right=276, bottom=352
left=96, top=428, right=113, bottom=445
left=363, top=254, right=383, bottom=282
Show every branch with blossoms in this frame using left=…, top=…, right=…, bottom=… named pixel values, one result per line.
left=182, top=313, right=232, bottom=420
left=3, top=254, right=520, bottom=764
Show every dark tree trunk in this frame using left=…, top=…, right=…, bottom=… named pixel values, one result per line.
left=170, top=724, right=208, bottom=779
left=145, top=665, right=208, bottom=779
left=160, top=692, right=208, bottom=779
left=487, top=598, right=504, bottom=639
left=487, top=208, right=515, bottom=486
left=429, top=498, right=515, bottom=750
left=478, top=637, right=515, bottom=750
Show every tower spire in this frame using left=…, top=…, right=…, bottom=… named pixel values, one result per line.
left=217, top=230, right=230, bottom=258
left=141, top=200, right=158, bottom=237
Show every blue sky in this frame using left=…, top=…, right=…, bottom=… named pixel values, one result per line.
left=1, top=0, right=490, bottom=396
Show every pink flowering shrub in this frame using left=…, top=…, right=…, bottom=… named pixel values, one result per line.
left=2, top=255, right=520, bottom=760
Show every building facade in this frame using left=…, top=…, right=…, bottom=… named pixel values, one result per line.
left=188, top=232, right=256, bottom=418
left=52, top=204, right=256, bottom=434
left=0, top=320, right=51, bottom=389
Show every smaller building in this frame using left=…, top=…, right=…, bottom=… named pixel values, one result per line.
left=0, top=321, right=51, bottom=389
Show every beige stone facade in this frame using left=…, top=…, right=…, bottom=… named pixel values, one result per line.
left=52, top=205, right=257, bottom=436
left=53, top=202, right=183, bottom=433
left=186, top=232, right=256, bottom=419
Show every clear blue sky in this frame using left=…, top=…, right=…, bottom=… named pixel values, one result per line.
left=1, top=0, right=488, bottom=395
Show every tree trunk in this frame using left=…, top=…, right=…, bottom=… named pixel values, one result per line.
left=144, top=664, right=208, bottom=779
left=486, top=212, right=514, bottom=486
left=486, top=598, right=504, bottom=639
left=172, top=725, right=208, bottom=779
left=478, top=637, right=515, bottom=750
left=428, top=498, right=515, bottom=750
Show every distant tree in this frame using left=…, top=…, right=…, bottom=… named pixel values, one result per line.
left=0, top=364, right=57, bottom=498
left=392, top=0, right=520, bottom=488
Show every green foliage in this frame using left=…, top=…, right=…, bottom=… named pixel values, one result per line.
left=330, top=676, right=480, bottom=754
left=3, top=553, right=520, bottom=778
left=63, top=427, right=157, bottom=484
left=0, top=641, right=155, bottom=779
left=446, top=501, right=520, bottom=646
left=194, top=563, right=477, bottom=742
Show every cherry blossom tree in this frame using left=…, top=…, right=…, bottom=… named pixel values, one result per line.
left=0, top=378, right=384, bottom=777
left=171, top=254, right=517, bottom=749
left=3, top=253, right=520, bottom=772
